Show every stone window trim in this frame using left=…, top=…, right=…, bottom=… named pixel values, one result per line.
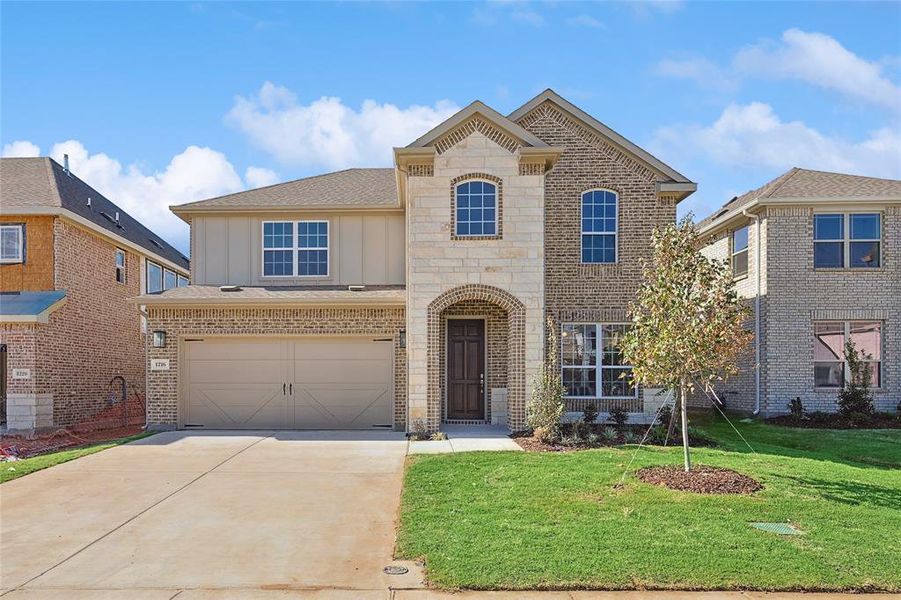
left=813, top=211, right=882, bottom=270
left=426, top=284, right=526, bottom=432
left=0, top=223, right=25, bottom=264
left=449, top=173, right=504, bottom=241
left=580, top=187, right=621, bottom=265
left=813, top=320, right=883, bottom=391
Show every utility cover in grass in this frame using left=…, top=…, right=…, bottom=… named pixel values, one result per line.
left=751, top=522, right=803, bottom=536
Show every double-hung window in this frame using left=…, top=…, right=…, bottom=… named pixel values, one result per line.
left=115, top=248, right=126, bottom=283
left=814, top=321, right=882, bottom=388
left=814, top=213, right=881, bottom=268
left=0, top=224, right=24, bottom=264
left=455, top=181, right=497, bottom=237
left=146, top=260, right=163, bottom=293
left=581, top=190, right=617, bottom=263
left=262, top=220, right=329, bottom=277
left=561, top=323, right=635, bottom=398
left=731, top=226, right=749, bottom=278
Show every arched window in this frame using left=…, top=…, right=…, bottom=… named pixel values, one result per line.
left=581, top=189, right=618, bottom=263
left=455, top=180, right=497, bottom=237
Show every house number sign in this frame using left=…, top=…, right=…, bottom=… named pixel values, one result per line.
left=11, top=368, right=31, bottom=380
left=150, top=359, right=170, bottom=371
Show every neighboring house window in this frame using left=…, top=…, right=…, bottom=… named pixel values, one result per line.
left=163, top=268, right=178, bottom=290
left=561, top=323, right=635, bottom=398
left=814, top=321, right=882, bottom=388
left=455, top=181, right=497, bottom=237
left=581, top=190, right=617, bottom=263
left=298, top=221, right=329, bottom=276
left=177, top=274, right=190, bottom=287
left=262, top=220, right=329, bottom=277
left=814, top=213, right=881, bottom=269
left=731, top=226, right=749, bottom=278
left=146, top=260, right=163, bottom=293
left=115, top=248, right=126, bottom=283
left=0, top=224, right=24, bottom=264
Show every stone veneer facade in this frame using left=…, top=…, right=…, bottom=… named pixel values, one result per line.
left=144, top=306, right=407, bottom=430
left=0, top=219, right=146, bottom=429
left=699, top=205, right=900, bottom=414
left=515, top=101, right=678, bottom=414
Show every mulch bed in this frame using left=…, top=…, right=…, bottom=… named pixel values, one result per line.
left=766, top=413, right=900, bottom=429
left=0, top=424, right=144, bottom=459
left=512, top=436, right=578, bottom=452
left=637, top=465, right=762, bottom=494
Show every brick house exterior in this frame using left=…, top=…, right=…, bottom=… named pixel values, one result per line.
left=695, top=168, right=901, bottom=415
left=139, top=90, right=695, bottom=432
left=0, top=157, right=189, bottom=431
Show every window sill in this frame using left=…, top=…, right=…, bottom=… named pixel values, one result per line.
left=0, top=260, right=24, bottom=265
left=813, top=267, right=884, bottom=273
left=451, top=234, right=502, bottom=241
left=733, top=274, right=749, bottom=282
left=814, top=387, right=883, bottom=392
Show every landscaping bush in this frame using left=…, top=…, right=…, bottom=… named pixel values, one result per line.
left=582, top=402, right=598, bottom=425
left=788, top=397, right=804, bottom=420
left=607, top=407, right=629, bottom=429
left=527, top=318, right=565, bottom=443
left=601, top=426, right=618, bottom=443
left=656, top=403, right=673, bottom=428
left=837, top=341, right=875, bottom=422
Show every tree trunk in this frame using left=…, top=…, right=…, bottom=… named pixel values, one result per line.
left=680, top=382, right=692, bottom=472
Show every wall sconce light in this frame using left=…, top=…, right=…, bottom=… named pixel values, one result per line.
left=399, top=330, right=406, bottom=349
left=152, top=330, right=167, bottom=348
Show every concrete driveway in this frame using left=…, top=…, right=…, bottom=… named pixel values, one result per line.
left=0, top=430, right=422, bottom=599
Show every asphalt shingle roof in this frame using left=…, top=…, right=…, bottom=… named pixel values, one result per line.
left=0, top=157, right=189, bottom=270
left=136, top=284, right=405, bottom=305
left=172, top=168, right=398, bottom=213
left=0, top=290, right=66, bottom=317
left=697, top=168, right=901, bottom=231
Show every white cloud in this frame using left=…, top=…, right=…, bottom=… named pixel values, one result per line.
left=655, top=57, right=737, bottom=92
left=566, top=14, right=605, bottom=29
left=653, top=102, right=901, bottom=179
left=2, top=140, right=41, bottom=157
left=244, top=166, right=280, bottom=188
left=227, top=82, right=460, bottom=170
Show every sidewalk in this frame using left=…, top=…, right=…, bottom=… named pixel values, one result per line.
left=408, top=424, right=521, bottom=454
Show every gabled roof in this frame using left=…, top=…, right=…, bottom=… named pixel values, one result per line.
left=696, top=168, right=901, bottom=232
left=405, top=100, right=549, bottom=150
left=171, top=168, right=399, bottom=219
left=0, top=290, right=66, bottom=323
left=0, top=158, right=189, bottom=271
left=508, top=89, right=694, bottom=185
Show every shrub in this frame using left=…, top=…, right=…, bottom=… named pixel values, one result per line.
left=572, top=420, right=589, bottom=439
left=838, top=341, right=875, bottom=421
left=408, top=419, right=430, bottom=441
left=608, top=407, right=629, bottom=429
left=527, top=318, right=565, bottom=441
left=586, top=432, right=600, bottom=445
left=788, top=397, right=804, bottom=420
left=582, top=402, right=599, bottom=425
left=601, top=426, right=618, bottom=443
left=656, top=403, right=673, bottom=428
left=429, top=431, right=448, bottom=441
left=621, top=431, right=639, bottom=444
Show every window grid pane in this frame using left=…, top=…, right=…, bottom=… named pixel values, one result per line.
left=263, top=250, right=293, bottom=276
left=263, top=222, right=294, bottom=249
left=850, top=214, right=880, bottom=240
left=581, top=190, right=617, bottom=263
left=562, top=324, right=596, bottom=366
left=455, top=182, right=497, bottom=236
left=814, top=241, right=844, bottom=268
left=814, top=214, right=843, bottom=240
left=0, top=226, right=22, bottom=261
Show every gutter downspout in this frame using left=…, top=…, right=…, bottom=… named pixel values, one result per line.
left=742, top=209, right=761, bottom=415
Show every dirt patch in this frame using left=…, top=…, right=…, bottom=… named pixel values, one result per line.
left=766, top=413, right=900, bottom=429
left=1, top=424, right=145, bottom=459
left=637, top=465, right=762, bottom=495
left=512, top=436, right=577, bottom=452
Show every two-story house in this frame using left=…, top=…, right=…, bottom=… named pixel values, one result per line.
left=137, top=90, right=695, bottom=432
left=0, top=157, right=190, bottom=431
left=696, top=168, right=900, bottom=415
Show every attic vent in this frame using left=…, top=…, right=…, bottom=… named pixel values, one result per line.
left=99, top=211, right=115, bottom=223
left=86, top=197, right=92, bottom=208
left=348, top=285, right=366, bottom=292
left=149, top=239, right=164, bottom=249
left=725, top=196, right=739, bottom=205
left=219, top=285, right=242, bottom=292
left=715, top=209, right=729, bottom=218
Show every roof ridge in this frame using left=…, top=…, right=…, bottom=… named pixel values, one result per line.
left=43, top=157, right=63, bottom=209
left=761, top=167, right=801, bottom=199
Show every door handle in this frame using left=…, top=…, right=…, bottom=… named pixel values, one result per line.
left=289, top=383, right=293, bottom=395
left=283, top=383, right=286, bottom=395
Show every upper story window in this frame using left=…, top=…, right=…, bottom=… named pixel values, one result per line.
left=581, top=190, right=617, bottom=264
left=146, top=259, right=181, bottom=293
left=814, top=213, right=881, bottom=269
left=115, top=248, right=126, bottom=283
left=262, top=220, right=329, bottom=277
left=455, top=181, right=497, bottom=237
left=561, top=323, right=635, bottom=399
left=731, top=226, right=749, bottom=279
left=177, top=274, right=190, bottom=287
left=0, top=224, right=24, bottom=264
left=814, top=320, right=881, bottom=388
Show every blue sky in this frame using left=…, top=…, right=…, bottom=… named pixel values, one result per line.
left=3, top=1, right=900, bottom=254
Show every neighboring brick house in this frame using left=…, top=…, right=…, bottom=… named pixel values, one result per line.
left=138, top=90, right=695, bottom=432
left=695, top=168, right=900, bottom=415
left=0, top=157, right=190, bottom=431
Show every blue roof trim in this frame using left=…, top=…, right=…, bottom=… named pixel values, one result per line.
left=0, top=290, right=67, bottom=316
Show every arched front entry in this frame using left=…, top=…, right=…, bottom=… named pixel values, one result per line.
left=426, top=284, right=526, bottom=431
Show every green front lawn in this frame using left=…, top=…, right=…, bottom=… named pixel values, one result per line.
left=397, top=415, right=901, bottom=591
left=1, top=432, right=154, bottom=483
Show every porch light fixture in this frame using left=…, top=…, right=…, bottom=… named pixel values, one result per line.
left=152, top=330, right=167, bottom=348
left=399, top=330, right=406, bottom=349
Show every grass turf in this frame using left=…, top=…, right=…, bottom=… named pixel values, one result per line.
left=396, top=414, right=901, bottom=591
left=1, top=432, right=154, bottom=483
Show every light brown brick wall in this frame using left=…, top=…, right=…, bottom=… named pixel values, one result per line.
left=144, top=306, right=407, bottom=430
left=0, top=215, right=55, bottom=292
left=517, top=101, right=677, bottom=413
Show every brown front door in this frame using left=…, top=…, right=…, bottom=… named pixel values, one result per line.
left=446, top=319, right=485, bottom=420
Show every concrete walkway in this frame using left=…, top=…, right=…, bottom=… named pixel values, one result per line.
left=0, top=430, right=423, bottom=597
left=408, top=424, right=521, bottom=454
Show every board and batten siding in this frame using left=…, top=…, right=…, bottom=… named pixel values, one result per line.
left=190, top=212, right=405, bottom=286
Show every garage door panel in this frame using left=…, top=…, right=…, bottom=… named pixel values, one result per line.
left=295, top=385, right=391, bottom=429
left=292, top=339, right=390, bottom=361
left=294, top=358, right=390, bottom=383
left=189, top=360, right=283, bottom=384
left=188, top=340, right=285, bottom=361
left=187, top=385, right=289, bottom=429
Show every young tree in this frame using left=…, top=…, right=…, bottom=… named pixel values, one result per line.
left=621, top=216, right=752, bottom=471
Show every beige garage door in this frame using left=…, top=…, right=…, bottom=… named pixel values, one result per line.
left=184, top=337, right=393, bottom=429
